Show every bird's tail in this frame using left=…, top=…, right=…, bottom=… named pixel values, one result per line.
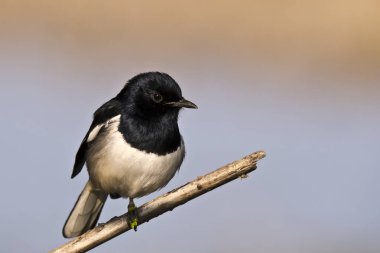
left=63, top=181, right=108, bottom=238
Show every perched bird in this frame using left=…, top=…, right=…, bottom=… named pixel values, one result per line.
left=63, top=72, right=197, bottom=238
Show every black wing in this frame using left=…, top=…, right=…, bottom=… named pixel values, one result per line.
left=71, top=98, right=122, bottom=178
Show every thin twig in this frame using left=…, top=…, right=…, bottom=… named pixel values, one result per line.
left=50, top=150, right=266, bottom=253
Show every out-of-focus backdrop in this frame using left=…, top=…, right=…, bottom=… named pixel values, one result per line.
left=1, top=1, right=379, bottom=252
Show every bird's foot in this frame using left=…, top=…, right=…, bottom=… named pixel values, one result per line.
left=127, top=200, right=138, bottom=231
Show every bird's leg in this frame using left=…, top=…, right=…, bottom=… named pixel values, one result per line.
left=127, top=198, right=138, bottom=231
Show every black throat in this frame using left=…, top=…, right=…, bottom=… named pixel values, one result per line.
left=118, top=108, right=182, bottom=155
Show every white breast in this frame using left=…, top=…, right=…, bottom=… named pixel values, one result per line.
left=86, top=115, right=185, bottom=198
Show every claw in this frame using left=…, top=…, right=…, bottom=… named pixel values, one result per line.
left=129, top=217, right=138, bottom=231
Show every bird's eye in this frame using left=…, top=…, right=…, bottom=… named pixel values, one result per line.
left=151, top=93, right=163, bottom=103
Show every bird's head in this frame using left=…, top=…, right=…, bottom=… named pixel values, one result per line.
left=118, top=72, right=197, bottom=119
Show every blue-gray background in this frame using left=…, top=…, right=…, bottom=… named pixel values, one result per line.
left=1, top=1, right=379, bottom=252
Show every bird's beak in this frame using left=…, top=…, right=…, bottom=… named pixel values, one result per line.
left=166, top=98, right=198, bottom=109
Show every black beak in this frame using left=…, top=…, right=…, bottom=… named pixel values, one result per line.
left=166, top=98, right=198, bottom=109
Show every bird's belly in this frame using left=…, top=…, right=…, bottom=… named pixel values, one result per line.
left=86, top=129, right=184, bottom=198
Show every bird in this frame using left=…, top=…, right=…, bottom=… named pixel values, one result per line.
left=62, top=72, right=197, bottom=238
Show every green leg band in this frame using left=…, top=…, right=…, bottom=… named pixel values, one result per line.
left=128, top=199, right=138, bottom=231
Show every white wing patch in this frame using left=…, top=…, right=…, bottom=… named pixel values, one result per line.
left=87, top=124, right=103, bottom=143
left=86, top=116, right=121, bottom=143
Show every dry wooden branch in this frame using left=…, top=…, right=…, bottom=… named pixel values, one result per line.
left=50, top=150, right=266, bottom=253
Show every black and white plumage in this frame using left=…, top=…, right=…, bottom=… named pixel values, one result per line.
left=63, top=72, right=197, bottom=238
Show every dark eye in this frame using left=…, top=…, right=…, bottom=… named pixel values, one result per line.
left=151, top=93, right=163, bottom=103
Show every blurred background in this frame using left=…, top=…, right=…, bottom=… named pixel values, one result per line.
left=1, top=1, right=379, bottom=252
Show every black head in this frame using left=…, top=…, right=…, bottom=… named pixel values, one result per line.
left=117, top=72, right=197, bottom=119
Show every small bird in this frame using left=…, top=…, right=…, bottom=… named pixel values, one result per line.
left=63, top=72, right=197, bottom=238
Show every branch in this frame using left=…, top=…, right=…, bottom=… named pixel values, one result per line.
left=50, top=150, right=266, bottom=253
